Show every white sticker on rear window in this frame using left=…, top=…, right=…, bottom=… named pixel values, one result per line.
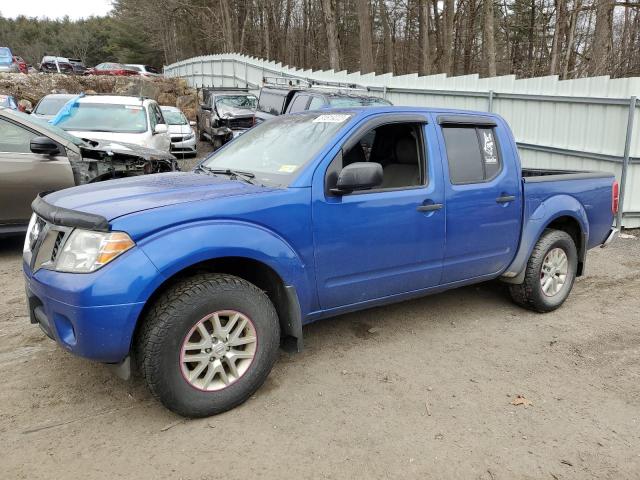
left=482, top=131, right=498, bottom=164
left=312, top=114, right=351, bottom=123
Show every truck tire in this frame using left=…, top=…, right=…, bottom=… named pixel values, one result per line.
left=508, top=229, right=578, bottom=313
left=136, top=273, right=280, bottom=417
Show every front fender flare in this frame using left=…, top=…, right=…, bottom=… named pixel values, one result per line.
left=137, top=219, right=311, bottom=316
left=501, top=195, right=589, bottom=283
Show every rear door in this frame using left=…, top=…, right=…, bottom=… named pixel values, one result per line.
left=0, top=116, right=74, bottom=226
left=435, top=114, right=522, bottom=283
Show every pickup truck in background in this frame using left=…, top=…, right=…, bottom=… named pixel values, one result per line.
left=195, top=88, right=257, bottom=149
left=23, top=107, right=618, bottom=418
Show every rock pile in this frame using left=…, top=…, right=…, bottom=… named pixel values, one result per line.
left=0, top=73, right=198, bottom=119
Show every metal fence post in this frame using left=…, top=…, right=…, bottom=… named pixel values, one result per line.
left=616, top=95, right=637, bottom=229
left=487, top=90, right=494, bottom=112
left=383, top=85, right=387, bottom=100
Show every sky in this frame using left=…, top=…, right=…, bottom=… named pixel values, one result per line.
left=1, top=0, right=113, bottom=20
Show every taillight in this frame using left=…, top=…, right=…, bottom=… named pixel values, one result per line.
left=612, top=180, right=619, bottom=214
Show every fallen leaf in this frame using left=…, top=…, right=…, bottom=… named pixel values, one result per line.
left=511, top=394, right=533, bottom=407
left=560, top=459, right=573, bottom=466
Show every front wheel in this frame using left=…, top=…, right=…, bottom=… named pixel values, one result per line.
left=509, top=229, right=578, bottom=313
left=136, top=274, right=280, bottom=417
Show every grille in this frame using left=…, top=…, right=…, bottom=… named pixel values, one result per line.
left=228, top=117, right=253, bottom=129
left=171, top=136, right=185, bottom=143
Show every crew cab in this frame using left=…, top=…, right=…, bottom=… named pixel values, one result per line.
left=23, top=107, right=618, bottom=418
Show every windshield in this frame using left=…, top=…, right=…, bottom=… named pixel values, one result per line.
left=55, top=103, right=148, bottom=133
left=125, top=65, right=142, bottom=72
left=161, top=109, right=188, bottom=125
left=201, top=112, right=351, bottom=186
left=7, top=109, right=90, bottom=147
left=216, top=95, right=257, bottom=110
left=35, top=96, right=74, bottom=116
left=0, top=47, right=12, bottom=63
left=328, top=96, right=392, bottom=107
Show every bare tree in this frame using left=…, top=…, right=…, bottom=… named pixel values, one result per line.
left=442, top=0, right=454, bottom=74
left=418, top=0, right=431, bottom=75
left=378, top=0, right=395, bottom=73
left=589, top=0, right=615, bottom=75
left=320, top=0, right=341, bottom=70
left=484, top=0, right=497, bottom=76
left=356, top=0, right=375, bottom=73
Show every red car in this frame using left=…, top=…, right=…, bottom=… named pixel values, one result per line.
left=13, top=56, right=27, bottom=74
left=87, top=62, right=139, bottom=76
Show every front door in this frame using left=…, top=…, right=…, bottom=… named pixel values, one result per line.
left=312, top=117, right=445, bottom=310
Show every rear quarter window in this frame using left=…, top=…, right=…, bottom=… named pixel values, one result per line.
left=258, top=91, right=286, bottom=115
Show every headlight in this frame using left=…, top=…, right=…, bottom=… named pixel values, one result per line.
left=55, top=230, right=135, bottom=273
left=184, top=133, right=195, bottom=140
left=23, top=213, right=38, bottom=253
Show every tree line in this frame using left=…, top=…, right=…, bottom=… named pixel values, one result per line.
left=2, top=0, right=639, bottom=79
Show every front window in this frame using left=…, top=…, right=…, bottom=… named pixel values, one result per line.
left=161, top=109, right=188, bottom=125
left=200, top=112, right=352, bottom=186
left=215, top=95, right=257, bottom=111
left=54, top=103, right=148, bottom=134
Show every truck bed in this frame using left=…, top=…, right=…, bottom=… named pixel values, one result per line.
left=522, top=168, right=614, bottom=183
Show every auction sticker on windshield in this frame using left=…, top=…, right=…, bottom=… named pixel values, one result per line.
left=313, top=114, right=351, bottom=123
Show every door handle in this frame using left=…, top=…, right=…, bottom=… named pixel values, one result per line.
left=496, top=195, right=516, bottom=203
left=417, top=203, right=443, bottom=212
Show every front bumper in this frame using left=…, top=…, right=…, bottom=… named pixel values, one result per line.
left=170, top=135, right=197, bottom=153
left=23, top=246, right=161, bottom=363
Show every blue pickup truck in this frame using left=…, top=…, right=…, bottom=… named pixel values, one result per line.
left=23, top=107, right=618, bottom=417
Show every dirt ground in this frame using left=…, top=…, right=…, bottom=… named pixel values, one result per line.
left=1, top=153, right=639, bottom=478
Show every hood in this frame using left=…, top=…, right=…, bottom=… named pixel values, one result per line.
left=168, top=124, right=192, bottom=135
left=217, top=104, right=255, bottom=118
left=43, top=172, right=273, bottom=221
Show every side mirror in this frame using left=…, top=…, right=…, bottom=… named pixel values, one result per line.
left=200, top=103, right=211, bottom=111
left=30, top=136, right=60, bottom=156
left=154, top=124, right=168, bottom=135
left=332, top=162, right=383, bottom=195
left=189, top=120, right=196, bottom=126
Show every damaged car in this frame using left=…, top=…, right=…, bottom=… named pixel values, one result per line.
left=196, top=88, right=257, bottom=149
left=0, top=107, right=177, bottom=236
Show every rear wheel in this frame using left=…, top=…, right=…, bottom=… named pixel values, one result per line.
left=509, top=229, right=578, bottom=312
left=136, top=274, right=280, bottom=417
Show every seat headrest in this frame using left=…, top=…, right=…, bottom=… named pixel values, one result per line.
left=395, top=136, right=418, bottom=165
left=343, top=143, right=366, bottom=166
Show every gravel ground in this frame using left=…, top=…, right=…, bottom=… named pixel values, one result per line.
left=0, top=163, right=639, bottom=478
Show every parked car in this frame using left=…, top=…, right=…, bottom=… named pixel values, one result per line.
left=22, top=106, right=618, bottom=417
left=125, top=64, right=161, bottom=77
left=13, top=56, right=28, bottom=74
left=0, top=47, right=19, bottom=73
left=160, top=106, right=197, bottom=156
left=31, top=93, right=77, bottom=121
left=39, top=56, right=74, bottom=74
left=0, top=94, right=19, bottom=110
left=68, top=58, right=88, bottom=75
left=51, top=95, right=171, bottom=152
left=0, top=107, right=177, bottom=235
left=254, top=81, right=309, bottom=123
left=87, top=63, right=138, bottom=76
left=196, top=88, right=257, bottom=149
left=284, top=89, right=391, bottom=113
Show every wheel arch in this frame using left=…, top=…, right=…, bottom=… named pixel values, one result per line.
left=132, top=256, right=304, bottom=358
left=501, top=195, right=589, bottom=284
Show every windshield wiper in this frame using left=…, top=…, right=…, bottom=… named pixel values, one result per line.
left=211, top=168, right=256, bottom=184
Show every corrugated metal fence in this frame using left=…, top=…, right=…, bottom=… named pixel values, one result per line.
left=165, top=53, right=640, bottom=228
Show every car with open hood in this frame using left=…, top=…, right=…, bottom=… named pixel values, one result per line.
left=0, top=106, right=177, bottom=235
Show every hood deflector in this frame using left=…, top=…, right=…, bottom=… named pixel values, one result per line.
left=32, top=194, right=110, bottom=232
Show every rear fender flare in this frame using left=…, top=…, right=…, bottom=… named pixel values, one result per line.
left=501, top=195, right=589, bottom=283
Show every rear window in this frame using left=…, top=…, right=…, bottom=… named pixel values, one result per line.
left=442, top=126, right=501, bottom=184
left=145, top=66, right=159, bottom=74
left=34, top=96, right=74, bottom=116
left=258, top=90, right=286, bottom=115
